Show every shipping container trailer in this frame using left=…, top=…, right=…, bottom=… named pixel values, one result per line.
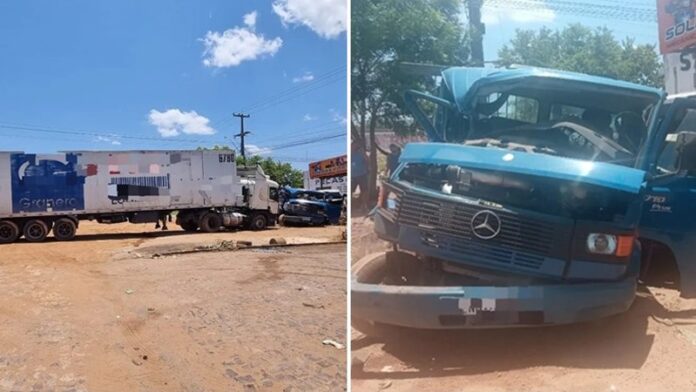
left=0, top=149, right=279, bottom=243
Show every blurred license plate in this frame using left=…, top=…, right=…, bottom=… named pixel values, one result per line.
left=458, top=298, right=496, bottom=315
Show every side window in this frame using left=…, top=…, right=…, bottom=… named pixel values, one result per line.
left=269, top=187, right=279, bottom=202
left=657, top=108, right=696, bottom=174
left=486, top=94, right=539, bottom=123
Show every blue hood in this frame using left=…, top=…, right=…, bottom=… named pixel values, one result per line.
left=399, top=143, right=646, bottom=194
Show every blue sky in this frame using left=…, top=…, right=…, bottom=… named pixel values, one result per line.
left=480, top=0, right=658, bottom=61
left=0, top=0, right=346, bottom=169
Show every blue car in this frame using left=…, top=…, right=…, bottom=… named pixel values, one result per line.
left=280, top=189, right=344, bottom=226
left=353, top=66, right=696, bottom=330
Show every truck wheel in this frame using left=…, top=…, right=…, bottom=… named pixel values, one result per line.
left=23, top=219, right=49, bottom=242
left=53, top=218, right=77, bottom=241
left=180, top=220, right=198, bottom=232
left=249, top=213, right=268, bottom=230
left=0, top=220, right=20, bottom=243
left=199, top=212, right=222, bottom=233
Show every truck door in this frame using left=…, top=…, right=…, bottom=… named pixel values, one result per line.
left=639, top=97, right=696, bottom=297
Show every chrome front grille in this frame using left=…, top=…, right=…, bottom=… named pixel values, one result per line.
left=397, top=191, right=558, bottom=270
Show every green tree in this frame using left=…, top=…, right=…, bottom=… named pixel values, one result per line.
left=197, top=145, right=304, bottom=187
left=237, top=155, right=304, bottom=188
left=498, top=24, right=662, bottom=87
left=352, top=0, right=469, bottom=200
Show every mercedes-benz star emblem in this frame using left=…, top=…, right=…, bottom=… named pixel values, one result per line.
left=470, top=210, right=502, bottom=240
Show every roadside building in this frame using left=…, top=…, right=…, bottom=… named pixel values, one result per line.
left=303, top=155, right=348, bottom=194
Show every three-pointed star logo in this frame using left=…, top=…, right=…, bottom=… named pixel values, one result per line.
left=470, top=210, right=502, bottom=240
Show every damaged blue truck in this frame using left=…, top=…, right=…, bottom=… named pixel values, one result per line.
left=352, top=66, right=696, bottom=330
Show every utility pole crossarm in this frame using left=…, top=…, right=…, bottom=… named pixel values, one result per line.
left=233, top=112, right=251, bottom=161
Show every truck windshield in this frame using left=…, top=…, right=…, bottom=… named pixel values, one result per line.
left=443, top=82, right=661, bottom=166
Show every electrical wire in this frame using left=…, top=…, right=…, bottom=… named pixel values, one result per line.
left=264, top=131, right=345, bottom=152
left=484, top=0, right=657, bottom=23
left=250, top=119, right=347, bottom=145
left=213, top=65, right=347, bottom=129
left=0, top=121, right=345, bottom=159
left=0, top=122, right=229, bottom=146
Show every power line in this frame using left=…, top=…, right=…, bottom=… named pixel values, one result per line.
left=0, top=121, right=345, bottom=155
left=250, top=120, right=347, bottom=145
left=0, top=122, right=229, bottom=146
left=213, top=66, right=347, bottom=129
left=264, top=131, right=345, bottom=152
left=243, top=66, right=346, bottom=112
left=248, top=76, right=346, bottom=115
left=484, top=0, right=657, bottom=23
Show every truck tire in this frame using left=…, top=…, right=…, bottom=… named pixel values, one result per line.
left=53, top=218, right=77, bottom=241
left=199, top=212, right=222, bottom=233
left=249, top=213, right=268, bottom=231
left=23, top=219, right=49, bottom=242
left=0, top=220, right=20, bottom=244
left=180, top=220, right=198, bottom=232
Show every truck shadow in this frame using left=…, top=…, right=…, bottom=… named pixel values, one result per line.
left=15, top=229, right=254, bottom=244
left=66, top=231, right=190, bottom=242
left=352, top=287, right=696, bottom=380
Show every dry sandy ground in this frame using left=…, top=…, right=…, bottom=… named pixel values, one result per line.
left=0, top=221, right=347, bottom=392
left=351, top=216, right=696, bottom=392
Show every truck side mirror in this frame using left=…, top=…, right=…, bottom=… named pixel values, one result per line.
left=677, top=131, right=696, bottom=175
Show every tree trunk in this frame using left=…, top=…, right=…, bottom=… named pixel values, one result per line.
left=360, top=100, right=367, bottom=144
left=367, top=110, right=378, bottom=204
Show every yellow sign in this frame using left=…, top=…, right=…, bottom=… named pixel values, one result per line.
left=309, top=155, right=347, bottom=179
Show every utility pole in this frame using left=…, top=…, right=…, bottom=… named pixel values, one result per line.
left=233, top=112, right=251, bottom=162
left=468, top=0, right=484, bottom=67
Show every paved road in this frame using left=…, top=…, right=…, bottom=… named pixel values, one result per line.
left=0, top=222, right=347, bottom=392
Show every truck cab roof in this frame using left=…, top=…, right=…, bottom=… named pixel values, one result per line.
left=441, top=66, right=664, bottom=114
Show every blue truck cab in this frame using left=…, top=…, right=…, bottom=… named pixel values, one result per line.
left=280, top=189, right=344, bottom=225
left=352, top=66, right=696, bottom=329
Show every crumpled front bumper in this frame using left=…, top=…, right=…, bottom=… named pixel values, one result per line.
left=352, top=252, right=637, bottom=329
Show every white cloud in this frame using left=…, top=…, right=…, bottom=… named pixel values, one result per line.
left=148, top=109, right=215, bottom=138
left=246, top=144, right=272, bottom=155
left=272, top=0, right=346, bottom=39
left=330, top=109, right=347, bottom=125
left=244, top=11, right=257, bottom=28
left=482, top=0, right=556, bottom=25
left=202, top=13, right=283, bottom=68
left=95, top=135, right=122, bottom=145
left=303, top=114, right=316, bottom=121
left=293, top=71, right=315, bottom=83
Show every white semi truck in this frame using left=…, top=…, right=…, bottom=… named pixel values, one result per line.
left=0, top=149, right=279, bottom=243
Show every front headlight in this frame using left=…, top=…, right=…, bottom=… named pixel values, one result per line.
left=586, top=233, right=617, bottom=255
left=586, top=233, right=634, bottom=257
left=385, top=192, right=398, bottom=210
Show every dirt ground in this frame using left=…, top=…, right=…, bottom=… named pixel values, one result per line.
left=351, top=216, right=696, bottom=392
left=0, top=221, right=347, bottom=392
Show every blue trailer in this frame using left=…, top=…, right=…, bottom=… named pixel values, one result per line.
left=352, top=66, right=696, bottom=330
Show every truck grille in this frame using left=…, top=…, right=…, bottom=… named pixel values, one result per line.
left=397, top=191, right=557, bottom=270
